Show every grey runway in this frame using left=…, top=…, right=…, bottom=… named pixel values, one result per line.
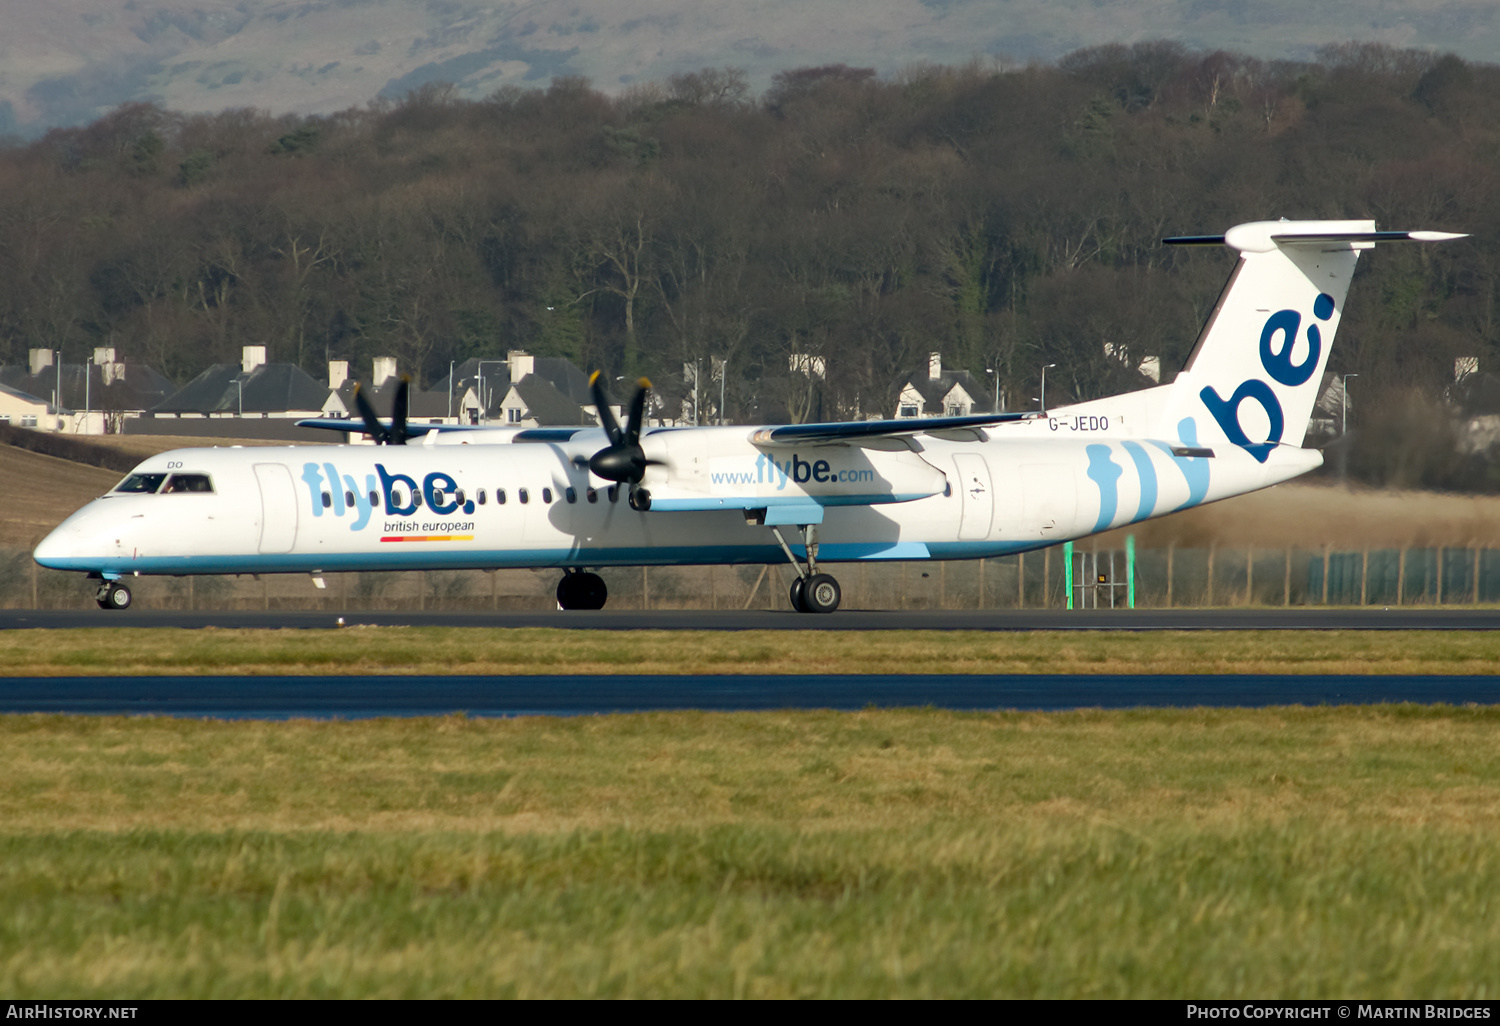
left=1, top=673, right=1496, bottom=719
left=5, top=608, right=1500, bottom=631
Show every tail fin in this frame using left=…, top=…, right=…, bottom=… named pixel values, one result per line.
left=1156, top=220, right=1465, bottom=461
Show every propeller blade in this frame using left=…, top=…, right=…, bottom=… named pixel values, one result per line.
left=352, top=382, right=388, bottom=444
left=390, top=375, right=411, bottom=445
left=589, top=371, right=623, bottom=445
left=624, top=377, right=651, bottom=446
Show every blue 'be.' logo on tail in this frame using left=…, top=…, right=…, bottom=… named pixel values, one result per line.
left=1199, top=293, right=1334, bottom=463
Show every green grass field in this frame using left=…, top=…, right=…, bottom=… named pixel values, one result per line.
left=4, top=626, right=1500, bottom=676
left=3, top=706, right=1499, bottom=997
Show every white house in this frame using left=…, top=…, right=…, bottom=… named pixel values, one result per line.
left=893, top=352, right=988, bottom=419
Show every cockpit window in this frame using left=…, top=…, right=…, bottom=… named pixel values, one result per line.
left=163, top=474, right=214, bottom=494
left=114, top=473, right=167, bottom=494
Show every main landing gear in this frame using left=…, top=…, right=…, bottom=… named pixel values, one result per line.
left=95, top=580, right=132, bottom=610
left=769, top=522, right=841, bottom=614
left=556, top=570, right=608, bottom=611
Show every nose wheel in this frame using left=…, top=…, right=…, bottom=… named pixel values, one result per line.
left=556, top=571, right=608, bottom=610
left=95, top=581, right=132, bottom=610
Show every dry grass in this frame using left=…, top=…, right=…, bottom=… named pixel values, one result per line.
left=1109, top=482, right=1500, bottom=550
left=78, top=434, right=308, bottom=457
left=0, top=445, right=121, bottom=547
left=2, top=626, right=1499, bottom=677
left=2, top=705, right=1496, bottom=835
left=2, top=706, right=1499, bottom=997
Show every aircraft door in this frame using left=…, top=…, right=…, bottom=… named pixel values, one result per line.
left=253, top=463, right=299, bottom=554
left=953, top=453, right=994, bottom=540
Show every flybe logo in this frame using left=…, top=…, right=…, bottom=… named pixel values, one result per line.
left=300, top=462, right=474, bottom=532
left=709, top=453, right=876, bottom=490
left=1200, top=293, right=1333, bottom=464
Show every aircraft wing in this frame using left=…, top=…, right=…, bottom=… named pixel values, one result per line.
left=748, top=411, right=1041, bottom=445
left=294, top=417, right=484, bottom=438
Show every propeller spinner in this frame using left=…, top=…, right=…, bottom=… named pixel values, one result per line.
left=352, top=375, right=413, bottom=445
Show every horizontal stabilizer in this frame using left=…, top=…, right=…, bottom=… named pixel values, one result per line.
left=1165, top=225, right=1468, bottom=252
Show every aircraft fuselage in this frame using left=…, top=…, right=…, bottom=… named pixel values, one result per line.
left=34, top=423, right=1316, bottom=578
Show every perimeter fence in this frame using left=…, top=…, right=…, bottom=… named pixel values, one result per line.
left=4, top=543, right=1500, bottom=612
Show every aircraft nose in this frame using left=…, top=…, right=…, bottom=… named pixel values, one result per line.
left=33, top=504, right=118, bottom=572
left=33, top=521, right=82, bottom=570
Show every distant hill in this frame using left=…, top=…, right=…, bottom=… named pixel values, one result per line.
left=4, top=0, right=1499, bottom=137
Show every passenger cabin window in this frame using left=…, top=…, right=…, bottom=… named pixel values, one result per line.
left=321, top=492, right=332, bottom=508
left=542, top=487, right=553, bottom=504
left=115, top=473, right=167, bottom=494
left=477, top=488, right=487, bottom=505
left=518, top=488, right=528, bottom=504
left=497, top=488, right=507, bottom=505
left=369, top=491, right=380, bottom=508
left=586, top=488, right=598, bottom=504
left=565, top=487, right=577, bottom=504
left=344, top=490, right=355, bottom=507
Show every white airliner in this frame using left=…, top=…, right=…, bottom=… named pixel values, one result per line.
left=34, top=220, right=1464, bottom=613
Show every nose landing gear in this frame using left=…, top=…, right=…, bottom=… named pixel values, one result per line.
left=95, top=581, right=132, bottom=610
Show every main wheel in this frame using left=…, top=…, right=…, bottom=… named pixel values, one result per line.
left=801, top=573, right=841, bottom=614
left=789, top=576, right=809, bottom=612
left=576, top=572, right=608, bottom=610
left=557, top=572, right=608, bottom=610
left=99, top=583, right=132, bottom=610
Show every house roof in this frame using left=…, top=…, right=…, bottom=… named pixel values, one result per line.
left=151, top=363, right=331, bottom=415
left=331, top=379, right=451, bottom=421
left=0, top=380, right=57, bottom=412
left=0, top=362, right=173, bottom=413
left=509, top=375, right=592, bottom=426
left=434, top=356, right=598, bottom=414
left=533, top=357, right=595, bottom=405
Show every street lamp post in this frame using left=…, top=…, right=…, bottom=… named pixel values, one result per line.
left=236, top=378, right=244, bottom=418
left=1040, top=363, right=1057, bottom=413
left=1341, top=373, right=1358, bottom=436
left=985, top=367, right=1000, bottom=413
